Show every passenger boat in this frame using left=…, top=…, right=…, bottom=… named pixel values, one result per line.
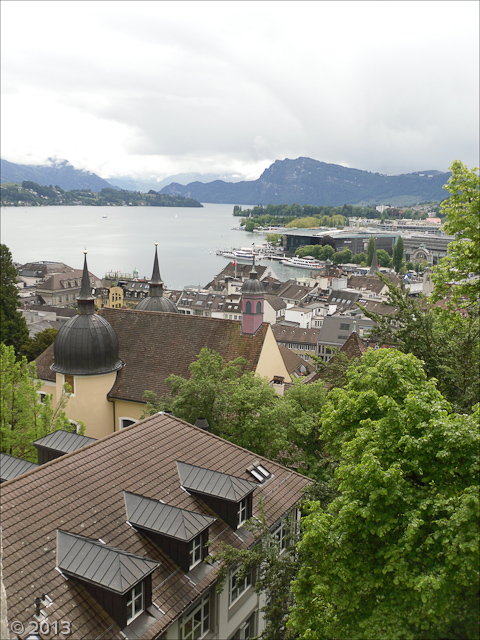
left=280, top=255, right=324, bottom=269
left=233, top=248, right=256, bottom=261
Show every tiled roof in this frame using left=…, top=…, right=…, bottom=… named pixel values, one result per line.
left=278, top=345, right=312, bottom=376
left=0, top=453, right=38, bottom=482
left=1, top=412, right=311, bottom=638
left=264, top=294, right=287, bottom=311
left=34, top=310, right=270, bottom=395
left=347, top=273, right=402, bottom=295
left=272, top=324, right=320, bottom=346
left=99, top=309, right=269, bottom=403
left=36, top=270, right=99, bottom=292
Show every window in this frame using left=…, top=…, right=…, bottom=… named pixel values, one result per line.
left=339, top=322, right=350, bottom=331
left=189, top=534, right=203, bottom=569
left=229, top=566, right=252, bottom=605
left=180, top=592, right=210, bottom=640
left=120, top=418, right=137, bottom=430
left=246, top=301, right=252, bottom=314
left=272, top=520, right=288, bottom=552
left=64, top=374, right=74, bottom=394
left=237, top=497, right=248, bottom=527
left=38, top=392, right=46, bottom=404
left=256, top=301, right=261, bottom=313
left=126, top=582, right=144, bottom=624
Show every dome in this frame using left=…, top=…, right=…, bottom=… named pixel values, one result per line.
left=136, top=295, right=179, bottom=313
left=241, top=264, right=265, bottom=295
left=51, top=253, right=123, bottom=376
left=52, top=313, right=123, bottom=375
left=135, top=243, right=179, bottom=313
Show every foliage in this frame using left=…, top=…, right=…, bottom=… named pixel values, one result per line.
left=359, top=274, right=480, bottom=413
left=289, top=349, right=480, bottom=640
left=393, top=235, right=404, bottom=273
left=0, top=181, right=203, bottom=208
left=208, top=503, right=300, bottom=640
left=432, top=161, right=480, bottom=307
left=0, top=344, right=84, bottom=461
left=376, top=248, right=392, bottom=268
left=0, top=244, right=29, bottom=355
left=331, top=248, right=352, bottom=264
left=366, top=235, right=375, bottom=266
left=20, top=327, right=58, bottom=362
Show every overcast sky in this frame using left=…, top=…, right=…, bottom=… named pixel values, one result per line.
left=1, top=1, right=479, bottom=181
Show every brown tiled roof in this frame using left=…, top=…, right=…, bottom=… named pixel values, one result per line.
left=347, top=273, right=402, bottom=295
left=339, top=331, right=369, bottom=359
left=100, top=309, right=268, bottom=403
left=1, top=412, right=311, bottom=638
left=264, top=294, right=287, bottom=311
left=358, top=299, right=399, bottom=316
left=278, top=345, right=312, bottom=376
left=272, top=324, right=320, bottom=346
left=37, top=270, right=99, bottom=291
left=34, top=310, right=270, bottom=398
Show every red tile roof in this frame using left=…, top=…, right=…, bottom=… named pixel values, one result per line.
left=1, top=413, right=310, bottom=638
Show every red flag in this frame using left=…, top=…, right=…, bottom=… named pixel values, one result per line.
left=233, top=260, right=236, bottom=265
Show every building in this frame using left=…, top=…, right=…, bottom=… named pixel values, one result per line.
left=0, top=411, right=311, bottom=639
left=36, top=268, right=101, bottom=308
left=35, top=255, right=291, bottom=439
left=271, top=325, right=320, bottom=364
left=317, top=314, right=375, bottom=362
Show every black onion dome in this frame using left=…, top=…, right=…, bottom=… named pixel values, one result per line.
left=136, top=295, right=179, bottom=313
left=51, top=253, right=123, bottom=376
left=135, top=243, right=179, bottom=313
left=52, top=314, right=123, bottom=375
left=241, top=261, right=265, bottom=295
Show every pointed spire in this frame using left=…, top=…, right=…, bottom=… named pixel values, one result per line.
left=148, top=243, right=165, bottom=298
left=249, top=253, right=258, bottom=280
left=77, top=251, right=95, bottom=314
left=368, top=246, right=379, bottom=276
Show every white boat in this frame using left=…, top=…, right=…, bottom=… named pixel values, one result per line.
left=280, top=255, right=324, bottom=269
left=233, top=248, right=256, bottom=261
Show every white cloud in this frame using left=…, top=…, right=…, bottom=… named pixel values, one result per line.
left=1, top=1, right=478, bottom=180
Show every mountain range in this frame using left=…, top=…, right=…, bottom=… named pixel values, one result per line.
left=1, top=157, right=450, bottom=206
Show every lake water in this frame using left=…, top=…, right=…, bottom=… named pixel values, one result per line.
left=1, top=203, right=305, bottom=289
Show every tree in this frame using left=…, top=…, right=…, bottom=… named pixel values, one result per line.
left=289, top=349, right=479, bottom=640
left=393, top=235, right=404, bottom=273
left=0, top=344, right=83, bottom=461
left=432, top=161, right=480, bottom=307
left=332, top=248, right=352, bottom=264
left=360, top=273, right=479, bottom=413
left=0, top=244, right=29, bottom=355
left=366, top=235, right=375, bottom=266
left=20, top=327, right=58, bottom=361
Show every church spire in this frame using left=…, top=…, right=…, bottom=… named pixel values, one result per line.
left=147, top=243, right=165, bottom=298
left=77, top=251, right=95, bottom=314
left=368, top=244, right=379, bottom=276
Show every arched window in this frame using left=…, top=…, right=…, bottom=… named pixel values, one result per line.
left=256, top=301, right=262, bottom=314
left=246, top=301, right=252, bottom=314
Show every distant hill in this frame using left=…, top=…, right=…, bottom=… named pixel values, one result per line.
left=0, top=159, right=117, bottom=192
left=160, top=157, right=451, bottom=206
left=108, top=172, right=243, bottom=192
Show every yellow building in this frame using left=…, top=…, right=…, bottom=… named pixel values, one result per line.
left=96, top=285, right=124, bottom=309
left=36, top=250, right=291, bottom=439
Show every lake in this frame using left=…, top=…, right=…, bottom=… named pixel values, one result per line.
left=1, top=203, right=306, bottom=289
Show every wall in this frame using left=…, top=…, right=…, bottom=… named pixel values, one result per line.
left=255, top=325, right=292, bottom=384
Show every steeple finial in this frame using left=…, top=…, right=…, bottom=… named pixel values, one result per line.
left=77, top=251, right=95, bottom=313
left=368, top=246, right=379, bottom=276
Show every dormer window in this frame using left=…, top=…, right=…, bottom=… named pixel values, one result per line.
left=176, top=462, right=256, bottom=531
left=126, top=583, right=144, bottom=624
left=189, top=534, right=203, bottom=569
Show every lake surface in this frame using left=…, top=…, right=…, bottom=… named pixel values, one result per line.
left=1, top=203, right=306, bottom=289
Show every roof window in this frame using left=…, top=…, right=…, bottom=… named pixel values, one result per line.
left=247, top=461, right=272, bottom=483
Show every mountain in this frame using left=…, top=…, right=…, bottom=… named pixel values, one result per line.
left=0, top=159, right=118, bottom=192
left=108, top=172, right=243, bottom=192
left=159, top=157, right=451, bottom=206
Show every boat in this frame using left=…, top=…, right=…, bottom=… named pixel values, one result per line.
left=233, top=248, right=256, bottom=261
left=280, top=255, right=324, bottom=269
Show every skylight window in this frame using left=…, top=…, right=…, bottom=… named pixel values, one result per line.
left=247, top=461, right=272, bottom=483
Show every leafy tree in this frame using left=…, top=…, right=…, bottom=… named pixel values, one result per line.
left=366, top=235, right=375, bottom=266
left=20, top=327, right=58, bottom=362
left=244, top=219, right=256, bottom=232
left=352, top=251, right=367, bottom=265
left=376, top=248, right=392, bottom=268
left=0, top=244, right=29, bottom=355
left=332, top=248, right=352, bottom=264
left=0, top=344, right=84, bottom=461
left=289, top=349, right=479, bottom=640
left=393, top=235, right=404, bottom=272
left=432, top=161, right=480, bottom=307
left=360, top=274, right=479, bottom=413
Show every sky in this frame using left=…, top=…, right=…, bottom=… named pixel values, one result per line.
left=1, top=1, right=479, bottom=182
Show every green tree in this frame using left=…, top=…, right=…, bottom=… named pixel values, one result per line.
left=352, top=251, right=367, bottom=265
left=366, top=235, right=375, bottom=266
left=0, top=344, right=83, bottom=461
left=360, top=274, right=479, bottom=413
left=432, top=161, right=480, bottom=307
left=20, top=327, right=58, bottom=362
left=244, top=219, right=256, bottom=232
left=289, top=349, right=480, bottom=640
left=332, top=248, right=352, bottom=264
left=376, top=248, right=392, bottom=268
left=393, top=235, right=404, bottom=272
left=0, top=244, right=29, bottom=354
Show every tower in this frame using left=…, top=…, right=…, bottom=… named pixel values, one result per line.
left=51, top=252, right=123, bottom=438
left=240, top=259, right=264, bottom=335
left=135, top=244, right=179, bottom=313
